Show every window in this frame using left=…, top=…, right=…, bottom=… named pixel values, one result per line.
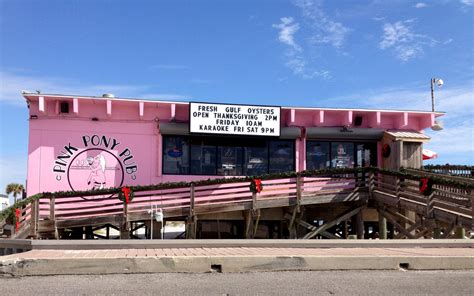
left=306, top=141, right=377, bottom=169
left=217, top=145, right=243, bottom=176
left=163, top=136, right=295, bottom=176
left=190, top=139, right=217, bottom=175
left=163, top=137, right=189, bottom=174
left=356, top=143, right=376, bottom=168
left=306, top=142, right=330, bottom=170
left=269, top=141, right=295, bottom=173
left=331, top=142, right=354, bottom=168
left=243, top=142, right=268, bottom=176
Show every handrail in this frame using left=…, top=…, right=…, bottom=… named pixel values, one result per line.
left=1, top=166, right=472, bottom=237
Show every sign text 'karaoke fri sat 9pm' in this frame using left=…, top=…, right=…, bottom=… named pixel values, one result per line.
left=189, top=102, right=281, bottom=136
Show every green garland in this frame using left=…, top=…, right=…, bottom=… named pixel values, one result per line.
left=2, top=166, right=473, bottom=223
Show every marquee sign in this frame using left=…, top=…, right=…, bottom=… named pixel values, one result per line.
left=189, top=102, right=281, bottom=137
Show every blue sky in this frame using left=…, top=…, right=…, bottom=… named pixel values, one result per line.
left=0, top=0, right=473, bottom=198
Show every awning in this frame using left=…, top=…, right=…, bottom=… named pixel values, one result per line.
left=159, top=122, right=301, bottom=139
left=384, top=130, right=431, bottom=142
left=306, top=127, right=385, bottom=140
left=423, top=149, right=438, bottom=160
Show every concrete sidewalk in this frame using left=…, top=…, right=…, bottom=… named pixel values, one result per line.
left=1, top=246, right=474, bottom=276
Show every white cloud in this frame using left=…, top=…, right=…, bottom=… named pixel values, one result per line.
left=272, top=1, right=342, bottom=79
left=460, top=0, right=474, bottom=6
left=379, top=20, right=438, bottom=61
left=414, top=3, right=427, bottom=8
left=272, top=17, right=301, bottom=51
left=0, top=71, right=189, bottom=106
left=295, top=0, right=350, bottom=49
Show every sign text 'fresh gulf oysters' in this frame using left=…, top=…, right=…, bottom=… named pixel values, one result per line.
left=189, top=102, right=281, bottom=136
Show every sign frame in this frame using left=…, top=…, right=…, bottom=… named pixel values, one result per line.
left=188, top=101, right=282, bottom=138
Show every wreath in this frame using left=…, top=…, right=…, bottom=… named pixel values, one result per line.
left=419, top=178, right=433, bottom=196
left=250, top=179, right=263, bottom=194
left=382, top=144, right=391, bottom=158
left=118, top=186, right=134, bottom=204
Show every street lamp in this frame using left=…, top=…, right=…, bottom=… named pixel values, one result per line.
left=430, top=78, right=444, bottom=112
left=430, top=78, right=444, bottom=131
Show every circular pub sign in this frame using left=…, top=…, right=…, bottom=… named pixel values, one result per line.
left=52, top=135, right=138, bottom=200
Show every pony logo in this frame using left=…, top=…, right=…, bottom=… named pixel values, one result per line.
left=68, top=149, right=123, bottom=192
left=86, top=155, right=106, bottom=190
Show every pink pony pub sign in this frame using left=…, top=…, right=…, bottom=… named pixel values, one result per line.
left=52, top=135, right=138, bottom=197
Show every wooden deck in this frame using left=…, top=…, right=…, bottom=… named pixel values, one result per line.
left=3, top=167, right=473, bottom=240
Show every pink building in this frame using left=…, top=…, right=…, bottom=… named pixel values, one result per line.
left=22, top=92, right=442, bottom=196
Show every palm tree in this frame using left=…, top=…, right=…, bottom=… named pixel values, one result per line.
left=5, top=183, right=25, bottom=204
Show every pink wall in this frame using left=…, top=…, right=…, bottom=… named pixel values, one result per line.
left=25, top=94, right=440, bottom=196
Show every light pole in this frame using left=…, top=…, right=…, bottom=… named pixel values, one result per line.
left=430, top=78, right=444, bottom=112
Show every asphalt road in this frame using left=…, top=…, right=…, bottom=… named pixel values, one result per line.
left=0, top=270, right=472, bottom=295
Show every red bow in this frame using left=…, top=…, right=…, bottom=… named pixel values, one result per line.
left=15, top=208, right=20, bottom=231
left=254, top=179, right=262, bottom=193
left=121, top=186, right=131, bottom=204
left=420, top=178, right=429, bottom=193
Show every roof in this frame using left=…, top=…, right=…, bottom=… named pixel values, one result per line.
left=385, top=130, right=431, bottom=141
left=21, top=92, right=445, bottom=116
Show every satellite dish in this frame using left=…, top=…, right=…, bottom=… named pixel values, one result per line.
left=436, top=79, right=444, bottom=87
left=431, top=120, right=444, bottom=131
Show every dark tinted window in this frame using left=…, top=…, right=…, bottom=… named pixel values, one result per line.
left=163, top=136, right=295, bottom=175
left=331, top=142, right=354, bottom=168
left=190, top=139, right=217, bottom=175
left=163, top=137, right=189, bottom=174
left=306, top=142, right=330, bottom=170
left=269, top=141, right=295, bottom=173
left=217, top=145, right=243, bottom=176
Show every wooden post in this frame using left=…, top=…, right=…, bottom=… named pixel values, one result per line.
left=395, top=176, right=401, bottom=208
left=244, top=210, right=253, bottom=239
left=368, top=170, right=374, bottom=197
left=186, top=183, right=196, bottom=239
left=120, top=202, right=130, bottom=239
left=29, top=199, right=38, bottom=238
left=455, top=227, right=465, bottom=239
left=49, top=195, right=55, bottom=221
left=426, top=191, right=435, bottom=219
left=251, top=192, right=257, bottom=211
left=378, top=212, right=387, bottom=240
left=296, top=175, right=302, bottom=212
left=356, top=209, right=364, bottom=239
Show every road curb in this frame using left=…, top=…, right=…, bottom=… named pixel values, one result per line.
left=1, top=255, right=473, bottom=276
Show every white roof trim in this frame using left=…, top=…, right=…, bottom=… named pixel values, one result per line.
left=22, top=93, right=445, bottom=115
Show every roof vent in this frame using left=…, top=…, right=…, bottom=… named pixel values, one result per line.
left=102, top=93, right=115, bottom=98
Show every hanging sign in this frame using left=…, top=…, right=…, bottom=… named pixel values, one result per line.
left=189, top=102, right=281, bottom=136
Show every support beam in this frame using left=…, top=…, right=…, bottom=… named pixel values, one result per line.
left=355, top=210, right=364, bottom=239
left=378, top=214, right=387, bottom=240
left=39, top=96, right=45, bottom=112
left=244, top=210, right=253, bottom=239
left=106, top=100, right=112, bottom=116
left=287, top=213, right=341, bottom=239
left=378, top=209, right=415, bottom=239
left=139, top=102, right=144, bottom=118
left=302, top=205, right=365, bottom=239
left=170, top=103, right=176, bottom=120
left=73, top=98, right=79, bottom=114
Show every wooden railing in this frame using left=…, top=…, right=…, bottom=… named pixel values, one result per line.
left=2, top=167, right=472, bottom=239
left=370, top=169, right=473, bottom=231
